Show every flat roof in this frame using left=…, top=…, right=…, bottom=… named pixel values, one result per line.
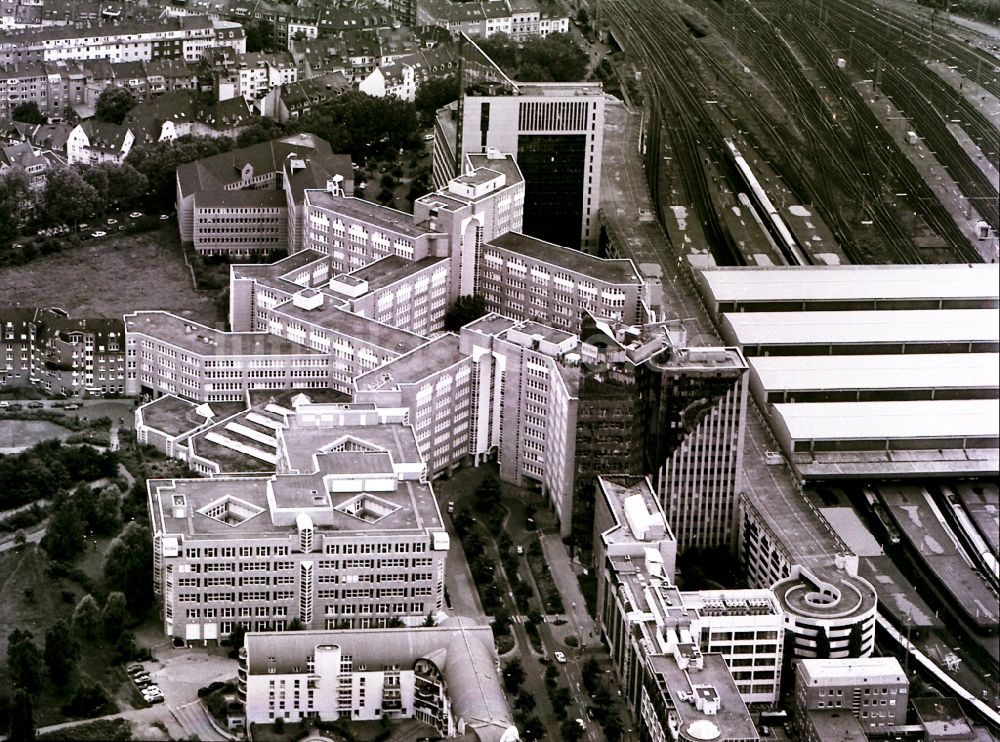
left=195, top=189, right=286, bottom=209
left=305, top=191, right=436, bottom=239
left=700, top=264, right=999, bottom=303
left=348, top=255, right=446, bottom=292
left=773, top=399, right=999, bottom=441
left=724, top=309, right=999, bottom=346
left=125, top=311, right=320, bottom=357
left=750, top=353, right=1000, bottom=392
left=271, top=301, right=426, bottom=354
left=488, top=231, right=643, bottom=285
left=354, top=334, right=466, bottom=391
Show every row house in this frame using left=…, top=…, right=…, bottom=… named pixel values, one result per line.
left=0, top=15, right=245, bottom=66
left=205, top=50, right=298, bottom=105
left=415, top=0, right=568, bottom=41
left=258, top=72, right=350, bottom=123
left=0, top=59, right=85, bottom=121
left=66, top=119, right=134, bottom=165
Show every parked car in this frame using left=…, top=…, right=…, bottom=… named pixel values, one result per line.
left=27, top=401, right=44, bottom=408
left=64, top=403, right=80, bottom=410
left=447, top=502, right=455, bottom=514
left=159, top=214, right=170, bottom=220
left=78, top=223, right=89, bottom=231
left=106, top=218, right=118, bottom=226
left=125, top=663, right=144, bottom=674
left=142, top=686, right=162, bottom=697
left=91, top=231, right=107, bottom=238
left=133, top=674, right=152, bottom=686
left=575, top=719, right=586, bottom=731
left=516, top=545, right=524, bottom=555
left=0, top=401, right=9, bottom=409
left=554, top=651, right=567, bottom=663
left=423, top=134, right=435, bottom=141
left=129, top=212, right=143, bottom=219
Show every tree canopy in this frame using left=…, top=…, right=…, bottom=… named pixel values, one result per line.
left=95, top=86, right=136, bottom=125
left=415, top=75, right=459, bottom=123
left=6, top=629, right=42, bottom=694
left=103, top=522, right=154, bottom=613
left=11, top=102, right=45, bottom=125
left=293, top=90, right=419, bottom=161
left=444, top=295, right=487, bottom=332
left=41, top=167, right=99, bottom=226
left=474, top=33, right=588, bottom=82
left=44, top=619, right=80, bottom=686
left=126, top=135, right=236, bottom=209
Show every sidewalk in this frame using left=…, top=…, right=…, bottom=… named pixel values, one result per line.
left=540, top=534, right=596, bottom=639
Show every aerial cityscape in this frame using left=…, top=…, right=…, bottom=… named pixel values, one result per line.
left=0, top=0, right=997, bottom=740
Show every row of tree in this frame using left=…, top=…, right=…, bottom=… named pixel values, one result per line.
left=474, top=32, right=589, bottom=83
left=0, top=440, right=118, bottom=512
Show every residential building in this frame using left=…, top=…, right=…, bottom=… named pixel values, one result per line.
left=794, top=657, right=908, bottom=739
left=66, top=119, right=134, bottom=165
left=415, top=0, right=567, bottom=41
left=0, top=141, right=48, bottom=190
left=175, top=133, right=353, bottom=256
left=0, top=59, right=86, bottom=121
left=203, top=50, right=298, bottom=107
left=147, top=402, right=450, bottom=641
left=358, top=59, right=417, bottom=102
left=239, top=620, right=519, bottom=741
left=126, top=91, right=255, bottom=145
left=259, top=72, right=351, bottom=123
left=0, top=307, right=125, bottom=396
left=448, top=39, right=604, bottom=249
left=0, top=16, right=245, bottom=66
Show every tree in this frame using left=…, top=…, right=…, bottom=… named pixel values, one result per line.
left=7, top=690, right=33, bottom=742
left=41, top=167, right=98, bottom=226
left=91, top=487, right=123, bottom=536
left=72, top=594, right=102, bottom=640
left=7, top=630, right=42, bottom=693
left=62, top=681, right=115, bottom=718
left=236, top=118, right=285, bottom=148
left=814, top=626, right=830, bottom=659
left=245, top=19, right=276, bottom=53
left=102, top=592, right=128, bottom=638
left=95, top=86, right=136, bottom=125
left=415, top=75, right=459, bottom=122
left=41, top=493, right=85, bottom=562
left=103, top=522, right=154, bottom=613
left=0, top=693, right=9, bottom=735
left=514, top=689, right=536, bottom=713
left=560, top=718, right=583, bottom=742
left=114, top=631, right=137, bottom=663
left=519, top=34, right=588, bottom=82
left=44, top=619, right=80, bottom=686
left=126, top=135, right=236, bottom=209
left=0, top=170, right=30, bottom=247
left=503, top=658, right=525, bottom=692
left=13, top=531, right=26, bottom=549
left=473, top=471, right=502, bottom=513
left=11, top=102, right=45, bottom=125
left=444, top=294, right=487, bottom=332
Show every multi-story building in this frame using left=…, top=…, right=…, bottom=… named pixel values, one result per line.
left=176, top=133, right=353, bottom=256
left=0, top=59, right=86, bottom=121
left=446, top=42, right=604, bottom=250
left=147, top=402, right=449, bottom=641
left=0, top=16, right=245, bottom=66
left=415, top=0, right=567, bottom=41
left=239, top=621, right=518, bottom=741
left=66, top=119, right=134, bottom=165
left=594, top=476, right=784, bottom=708
left=0, top=141, right=47, bottom=190
left=794, top=657, right=908, bottom=740
left=1, top=307, right=125, bottom=396
left=353, top=335, right=474, bottom=477
left=478, top=231, right=648, bottom=334
left=203, top=50, right=298, bottom=107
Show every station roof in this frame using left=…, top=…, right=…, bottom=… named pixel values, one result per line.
left=772, top=399, right=999, bottom=442
left=699, top=264, right=999, bottom=304
left=724, top=309, right=999, bottom=347
left=749, top=353, right=1000, bottom=391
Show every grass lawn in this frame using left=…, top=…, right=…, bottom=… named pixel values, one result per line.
left=0, top=226, right=218, bottom=322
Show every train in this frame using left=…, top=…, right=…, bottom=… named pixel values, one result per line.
left=940, top=485, right=1000, bottom=590
left=863, top=486, right=901, bottom=546
left=723, top=138, right=811, bottom=266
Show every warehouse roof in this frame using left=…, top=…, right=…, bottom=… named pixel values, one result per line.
left=749, top=353, right=1000, bottom=391
left=699, top=264, right=999, bottom=304
left=724, top=309, right=999, bottom=346
left=772, top=399, right=999, bottom=442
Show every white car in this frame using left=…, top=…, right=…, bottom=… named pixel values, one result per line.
left=90, top=231, right=108, bottom=238
left=423, top=134, right=435, bottom=141
left=159, top=214, right=171, bottom=220
left=129, top=212, right=143, bottom=219
left=554, top=651, right=567, bottom=663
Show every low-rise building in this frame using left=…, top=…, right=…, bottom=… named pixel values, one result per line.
left=794, top=657, right=908, bottom=739
left=147, top=402, right=449, bottom=641
left=66, top=119, right=134, bottom=165
left=239, top=620, right=519, bottom=741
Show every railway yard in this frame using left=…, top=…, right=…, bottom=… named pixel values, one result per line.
left=603, top=0, right=999, bottom=267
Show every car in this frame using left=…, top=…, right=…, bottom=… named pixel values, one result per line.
left=423, top=134, right=435, bottom=141
left=106, top=218, right=118, bottom=225
left=351, top=162, right=358, bottom=169
left=145, top=694, right=165, bottom=705
left=0, top=401, right=9, bottom=409
left=159, top=214, right=170, bottom=220
left=554, top=651, right=567, bottom=663
left=78, top=224, right=90, bottom=231
left=133, top=674, right=152, bottom=686
left=27, top=401, right=44, bottom=408
left=575, top=718, right=586, bottom=731
left=516, top=545, right=524, bottom=555
left=129, top=212, right=143, bottom=219
left=142, top=686, right=162, bottom=697
left=125, top=663, right=144, bottom=674
left=357, top=181, right=367, bottom=189
left=447, top=502, right=454, bottom=514
left=91, top=231, right=107, bottom=238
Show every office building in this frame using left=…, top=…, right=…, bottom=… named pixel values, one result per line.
left=176, top=133, right=353, bottom=256
left=147, top=402, right=449, bottom=641
left=444, top=37, right=604, bottom=250
left=794, top=657, right=908, bottom=740
left=239, top=620, right=519, bottom=741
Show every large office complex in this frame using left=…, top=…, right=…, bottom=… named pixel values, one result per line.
left=240, top=620, right=518, bottom=740
left=147, top=402, right=449, bottom=641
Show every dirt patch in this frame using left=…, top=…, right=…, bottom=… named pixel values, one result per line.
left=0, top=227, right=218, bottom=322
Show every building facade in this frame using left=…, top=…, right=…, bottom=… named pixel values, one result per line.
left=148, top=404, right=449, bottom=641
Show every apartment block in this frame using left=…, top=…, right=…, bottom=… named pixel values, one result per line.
left=416, top=0, right=568, bottom=42
left=794, top=657, right=908, bottom=739
left=479, top=231, right=648, bottom=334
left=0, top=16, right=245, bottom=66
left=147, top=403, right=449, bottom=641
left=66, top=119, right=134, bottom=165
left=176, top=133, right=352, bottom=256
left=1, top=307, right=125, bottom=396
left=239, top=621, right=518, bottom=741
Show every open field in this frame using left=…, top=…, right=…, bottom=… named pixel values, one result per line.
left=0, top=419, right=72, bottom=452
left=0, top=226, right=219, bottom=322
